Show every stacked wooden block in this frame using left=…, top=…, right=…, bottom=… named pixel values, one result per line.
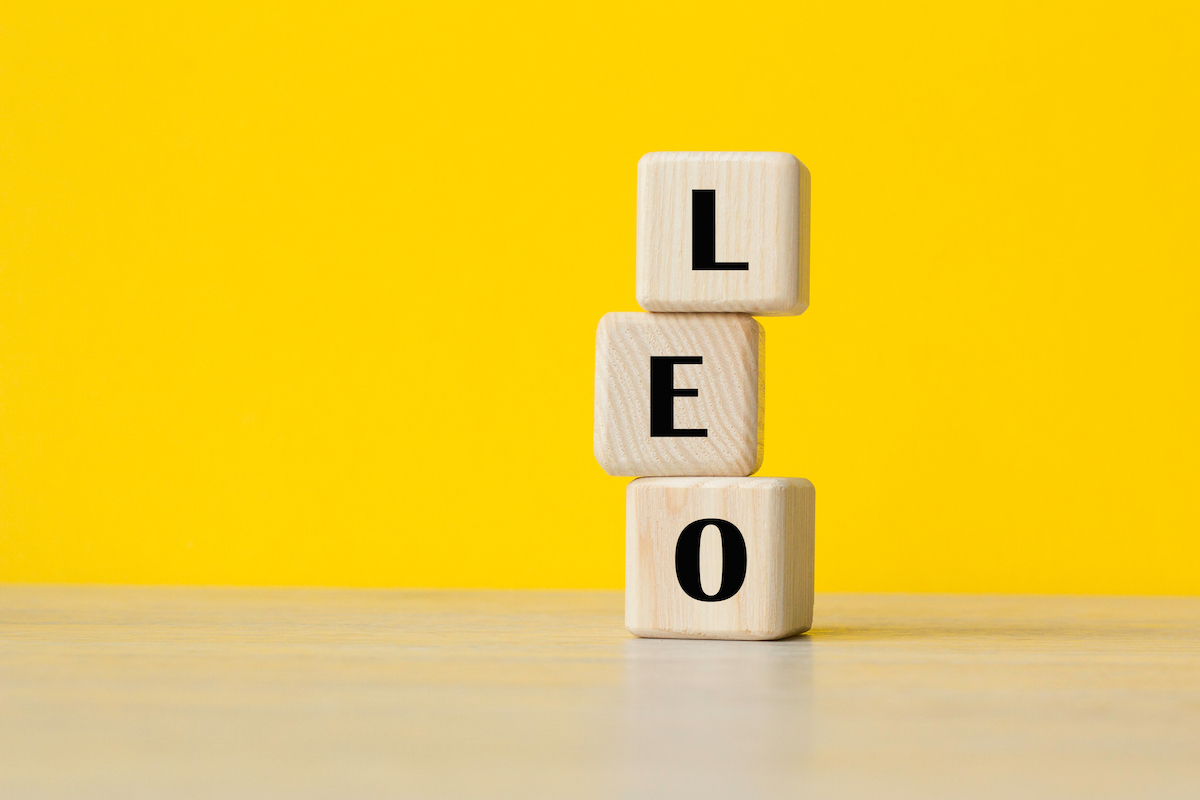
left=594, top=152, right=815, bottom=641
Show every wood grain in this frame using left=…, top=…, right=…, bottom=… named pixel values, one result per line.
left=636, top=151, right=810, bottom=316
left=593, top=312, right=764, bottom=477
left=625, top=477, right=815, bottom=640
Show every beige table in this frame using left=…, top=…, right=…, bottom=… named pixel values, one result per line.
left=2, top=586, right=1198, bottom=798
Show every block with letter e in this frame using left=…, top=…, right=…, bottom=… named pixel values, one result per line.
left=625, top=477, right=815, bottom=640
left=593, top=312, right=763, bottom=477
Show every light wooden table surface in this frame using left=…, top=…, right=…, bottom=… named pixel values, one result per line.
left=2, top=587, right=1198, bottom=799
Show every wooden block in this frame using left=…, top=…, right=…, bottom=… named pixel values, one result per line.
left=636, top=151, right=810, bottom=316
left=625, top=477, right=815, bottom=640
left=594, top=312, right=763, bottom=477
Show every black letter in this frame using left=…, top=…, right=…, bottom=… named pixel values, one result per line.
left=692, top=190, right=748, bottom=271
left=650, top=356, right=707, bottom=437
left=674, top=519, right=748, bottom=602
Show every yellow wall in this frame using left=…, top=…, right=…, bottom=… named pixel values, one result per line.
left=2, top=1, right=1197, bottom=593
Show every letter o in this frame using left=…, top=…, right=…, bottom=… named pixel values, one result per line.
left=674, top=518, right=748, bottom=602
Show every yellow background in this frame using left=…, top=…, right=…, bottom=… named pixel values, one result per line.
left=2, top=1, right=1197, bottom=593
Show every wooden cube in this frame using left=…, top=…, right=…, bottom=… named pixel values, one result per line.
left=625, top=477, right=815, bottom=640
left=594, top=312, right=763, bottom=477
left=636, top=151, right=810, bottom=316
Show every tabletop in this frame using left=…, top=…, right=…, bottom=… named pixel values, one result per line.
left=2, top=586, right=1198, bottom=799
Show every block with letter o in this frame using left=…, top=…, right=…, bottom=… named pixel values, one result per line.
left=625, top=477, right=815, bottom=640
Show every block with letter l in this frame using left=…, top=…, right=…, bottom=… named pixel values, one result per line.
left=637, top=151, right=809, bottom=316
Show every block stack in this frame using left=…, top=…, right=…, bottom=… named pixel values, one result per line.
left=593, top=152, right=815, bottom=640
